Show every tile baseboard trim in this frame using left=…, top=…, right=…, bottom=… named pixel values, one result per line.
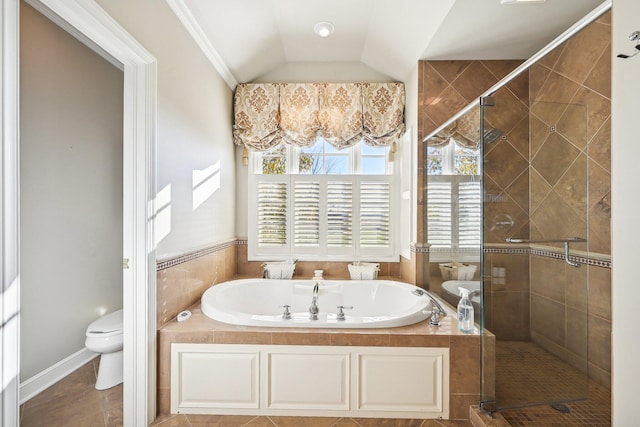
left=20, top=347, right=99, bottom=404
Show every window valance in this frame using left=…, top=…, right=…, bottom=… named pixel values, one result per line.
left=233, top=82, right=405, bottom=151
left=426, top=107, right=480, bottom=149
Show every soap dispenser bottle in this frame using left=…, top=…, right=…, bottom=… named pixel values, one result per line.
left=457, top=287, right=474, bottom=333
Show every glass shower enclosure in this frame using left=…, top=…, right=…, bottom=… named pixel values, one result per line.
left=480, top=83, right=589, bottom=411
left=421, top=33, right=598, bottom=412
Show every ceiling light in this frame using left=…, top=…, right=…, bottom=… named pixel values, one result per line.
left=314, top=21, right=334, bottom=38
left=501, top=0, right=546, bottom=4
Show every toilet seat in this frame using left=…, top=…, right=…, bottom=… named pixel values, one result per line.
left=85, top=309, right=124, bottom=390
left=86, top=309, right=123, bottom=338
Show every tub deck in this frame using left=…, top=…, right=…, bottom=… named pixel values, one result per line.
left=158, top=290, right=485, bottom=421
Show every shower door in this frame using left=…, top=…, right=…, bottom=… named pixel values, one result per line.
left=480, top=83, right=590, bottom=411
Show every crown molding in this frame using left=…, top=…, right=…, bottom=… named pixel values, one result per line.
left=165, top=0, right=238, bottom=90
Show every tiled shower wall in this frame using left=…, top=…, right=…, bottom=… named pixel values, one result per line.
left=527, top=12, right=611, bottom=386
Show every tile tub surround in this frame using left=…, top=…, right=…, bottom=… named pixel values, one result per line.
left=157, top=302, right=483, bottom=421
left=157, top=241, right=237, bottom=327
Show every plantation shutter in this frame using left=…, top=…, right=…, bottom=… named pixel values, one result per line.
left=458, top=180, right=481, bottom=248
left=427, top=176, right=480, bottom=249
left=327, top=181, right=353, bottom=248
left=256, top=181, right=288, bottom=247
left=250, top=174, right=394, bottom=259
left=360, top=181, right=390, bottom=247
left=427, top=180, right=452, bottom=248
left=293, top=181, right=320, bottom=247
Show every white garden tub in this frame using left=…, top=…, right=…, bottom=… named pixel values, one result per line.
left=201, top=279, right=436, bottom=328
left=441, top=280, right=481, bottom=304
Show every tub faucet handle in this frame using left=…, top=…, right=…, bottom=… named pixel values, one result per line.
left=280, top=304, right=291, bottom=319
left=430, top=309, right=442, bottom=327
left=336, top=305, right=354, bottom=321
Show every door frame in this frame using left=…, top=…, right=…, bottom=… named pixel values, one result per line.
left=1, top=0, right=157, bottom=425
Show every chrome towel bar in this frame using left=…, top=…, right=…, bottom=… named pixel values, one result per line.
left=505, top=237, right=586, bottom=267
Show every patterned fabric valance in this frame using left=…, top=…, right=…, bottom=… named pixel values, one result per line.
left=233, top=82, right=405, bottom=151
left=426, top=107, right=480, bottom=149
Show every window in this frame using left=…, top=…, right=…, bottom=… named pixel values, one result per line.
left=427, top=140, right=481, bottom=262
left=248, top=139, right=396, bottom=261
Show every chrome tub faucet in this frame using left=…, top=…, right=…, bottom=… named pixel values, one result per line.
left=309, top=282, right=319, bottom=320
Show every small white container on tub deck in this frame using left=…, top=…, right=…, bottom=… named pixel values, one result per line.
left=348, top=262, right=380, bottom=280
left=262, top=261, right=296, bottom=279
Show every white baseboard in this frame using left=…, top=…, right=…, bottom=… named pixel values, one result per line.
left=20, top=347, right=99, bottom=404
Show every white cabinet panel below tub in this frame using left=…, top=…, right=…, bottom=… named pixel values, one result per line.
left=357, top=351, right=445, bottom=413
left=172, top=348, right=259, bottom=410
left=171, top=344, right=449, bottom=419
left=266, top=350, right=349, bottom=410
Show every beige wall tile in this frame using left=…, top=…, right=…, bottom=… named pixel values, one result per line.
left=530, top=294, right=565, bottom=346
left=531, top=71, right=581, bottom=124
left=553, top=20, right=610, bottom=85
left=213, top=331, right=272, bottom=345
left=449, top=393, right=480, bottom=420
left=588, top=314, right=611, bottom=372
left=584, top=44, right=612, bottom=99
left=588, top=117, right=611, bottom=172
left=452, top=62, right=499, bottom=101
left=565, top=263, right=588, bottom=312
left=489, top=291, right=530, bottom=340
left=330, top=333, right=390, bottom=347
left=429, top=60, right=473, bottom=83
left=449, top=336, right=481, bottom=394
left=270, top=332, right=332, bottom=346
left=588, top=265, right=611, bottom=321
left=389, top=334, right=449, bottom=348
left=566, top=308, right=588, bottom=360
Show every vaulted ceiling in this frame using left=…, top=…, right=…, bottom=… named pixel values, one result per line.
left=169, top=0, right=606, bottom=86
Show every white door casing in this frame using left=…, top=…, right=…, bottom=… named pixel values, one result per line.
left=1, top=0, right=157, bottom=425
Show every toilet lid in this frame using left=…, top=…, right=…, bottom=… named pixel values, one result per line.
left=86, top=309, right=123, bottom=336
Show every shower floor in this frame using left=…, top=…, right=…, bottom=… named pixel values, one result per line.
left=495, top=341, right=610, bottom=426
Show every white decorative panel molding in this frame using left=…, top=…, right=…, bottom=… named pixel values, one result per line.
left=171, top=343, right=449, bottom=419
left=357, top=351, right=444, bottom=412
left=172, top=346, right=259, bottom=412
left=266, top=351, right=350, bottom=410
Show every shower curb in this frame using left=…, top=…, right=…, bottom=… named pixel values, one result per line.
left=470, top=406, right=511, bottom=427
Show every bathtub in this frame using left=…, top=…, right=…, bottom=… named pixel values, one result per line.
left=440, top=280, right=481, bottom=312
left=201, top=278, right=435, bottom=328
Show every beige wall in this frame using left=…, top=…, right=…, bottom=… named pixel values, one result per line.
left=20, top=2, right=124, bottom=380
left=95, top=0, right=236, bottom=260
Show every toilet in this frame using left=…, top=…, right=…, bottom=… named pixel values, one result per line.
left=85, top=309, right=124, bottom=390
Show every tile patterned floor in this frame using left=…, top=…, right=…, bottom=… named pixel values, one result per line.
left=150, top=414, right=472, bottom=426
left=20, top=358, right=123, bottom=426
left=19, top=360, right=472, bottom=427
left=19, top=342, right=611, bottom=426
left=495, top=341, right=611, bottom=426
